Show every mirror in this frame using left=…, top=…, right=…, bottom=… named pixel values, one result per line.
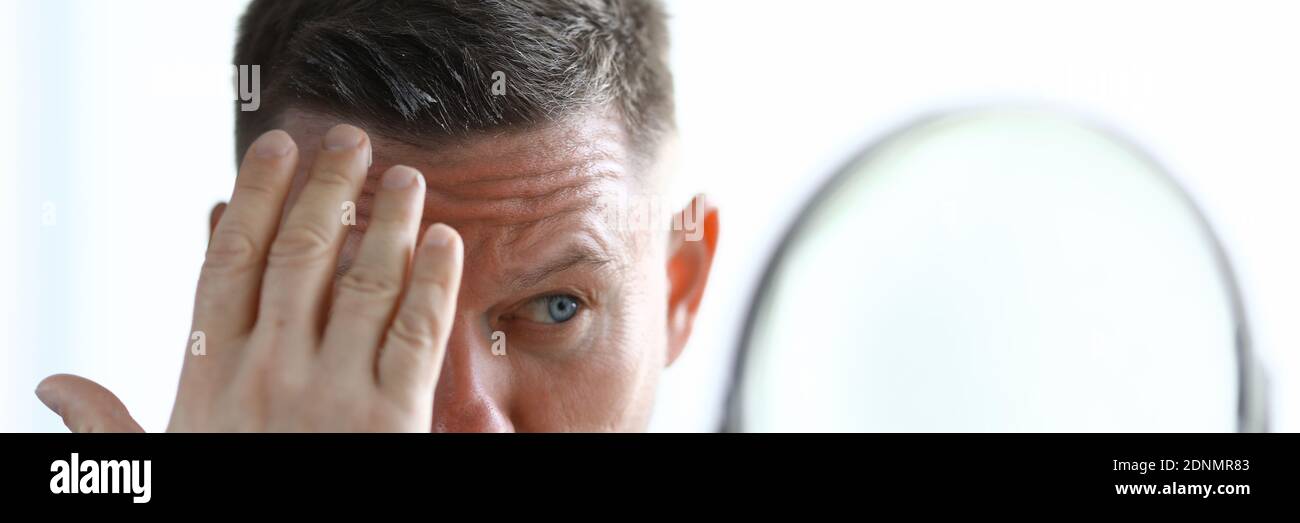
left=726, top=109, right=1267, bottom=432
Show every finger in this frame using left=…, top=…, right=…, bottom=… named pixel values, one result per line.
left=184, top=133, right=296, bottom=396
left=194, top=130, right=297, bottom=339
left=208, top=202, right=227, bottom=242
left=322, top=166, right=426, bottom=375
left=35, top=374, right=144, bottom=433
left=260, top=124, right=371, bottom=336
left=378, top=223, right=463, bottom=405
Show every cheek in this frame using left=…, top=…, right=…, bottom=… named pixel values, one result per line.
left=585, top=262, right=671, bottom=428
left=511, top=337, right=654, bottom=431
left=626, top=253, right=670, bottom=355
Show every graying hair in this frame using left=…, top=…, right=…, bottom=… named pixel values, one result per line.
left=234, top=0, right=675, bottom=162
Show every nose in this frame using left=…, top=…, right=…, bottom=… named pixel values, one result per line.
left=431, top=318, right=514, bottom=433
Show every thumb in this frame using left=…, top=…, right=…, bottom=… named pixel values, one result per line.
left=35, top=374, right=144, bottom=433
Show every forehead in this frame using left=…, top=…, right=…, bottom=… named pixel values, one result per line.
left=278, top=109, right=643, bottom=286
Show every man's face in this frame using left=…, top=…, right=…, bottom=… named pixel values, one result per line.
left=273, top=110, right=669, bottom=431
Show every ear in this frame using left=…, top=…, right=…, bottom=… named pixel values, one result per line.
left=665, top=195, right=719, bottom=367
left=208, top=202, right=227, bottom=243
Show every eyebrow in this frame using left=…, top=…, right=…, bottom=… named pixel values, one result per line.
left=510, top=244, right=616, bottom=290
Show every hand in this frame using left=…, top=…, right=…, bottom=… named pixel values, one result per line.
left=36, top=124, right=463, bottom=432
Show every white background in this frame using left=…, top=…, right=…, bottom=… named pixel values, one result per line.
left=1, top=0, right=1297, bottom=432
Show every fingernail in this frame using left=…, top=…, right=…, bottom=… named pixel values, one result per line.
left=382, top=166, right=419, bottom=190
left=323, top=124, right=365, bottom=151
left=252, top=130, right=294, bottom=158
left=423, top=223, right=453, bottom=248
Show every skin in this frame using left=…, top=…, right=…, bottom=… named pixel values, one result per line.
left=34, top=109, right=720, bottom=432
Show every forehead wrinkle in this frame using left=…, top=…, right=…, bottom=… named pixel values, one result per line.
left=496, top=207, right=587, bottom=249
left=418, top=159, right=621, bottom=229
left=410, top=136, right=627, bottom=228
left=423, top=183, right=601, bottom=227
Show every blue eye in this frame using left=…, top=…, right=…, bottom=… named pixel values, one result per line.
left=545, top=295, right=580, bottom=323
left=518, top=294, right=582, bottom=325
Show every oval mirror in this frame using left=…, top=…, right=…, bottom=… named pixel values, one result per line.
left=726, top=109, right=1267, bottom=432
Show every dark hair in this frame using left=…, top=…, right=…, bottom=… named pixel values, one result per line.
left=233, top=0, right=674, bottom=162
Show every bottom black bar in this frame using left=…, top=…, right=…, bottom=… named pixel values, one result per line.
left=3, top=434, right=1294, bottom=511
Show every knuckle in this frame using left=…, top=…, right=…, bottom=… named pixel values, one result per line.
left=267, top=225, right=335, bottom=268
left=312, top=167, right=356, bottom=189
left=336, top=268, right=401, bottom=300
left=234, top=177, right=280, bottom=201
left=202, top=228, right=261, bottom=274
left=387, top=313, right=435, bottom=350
